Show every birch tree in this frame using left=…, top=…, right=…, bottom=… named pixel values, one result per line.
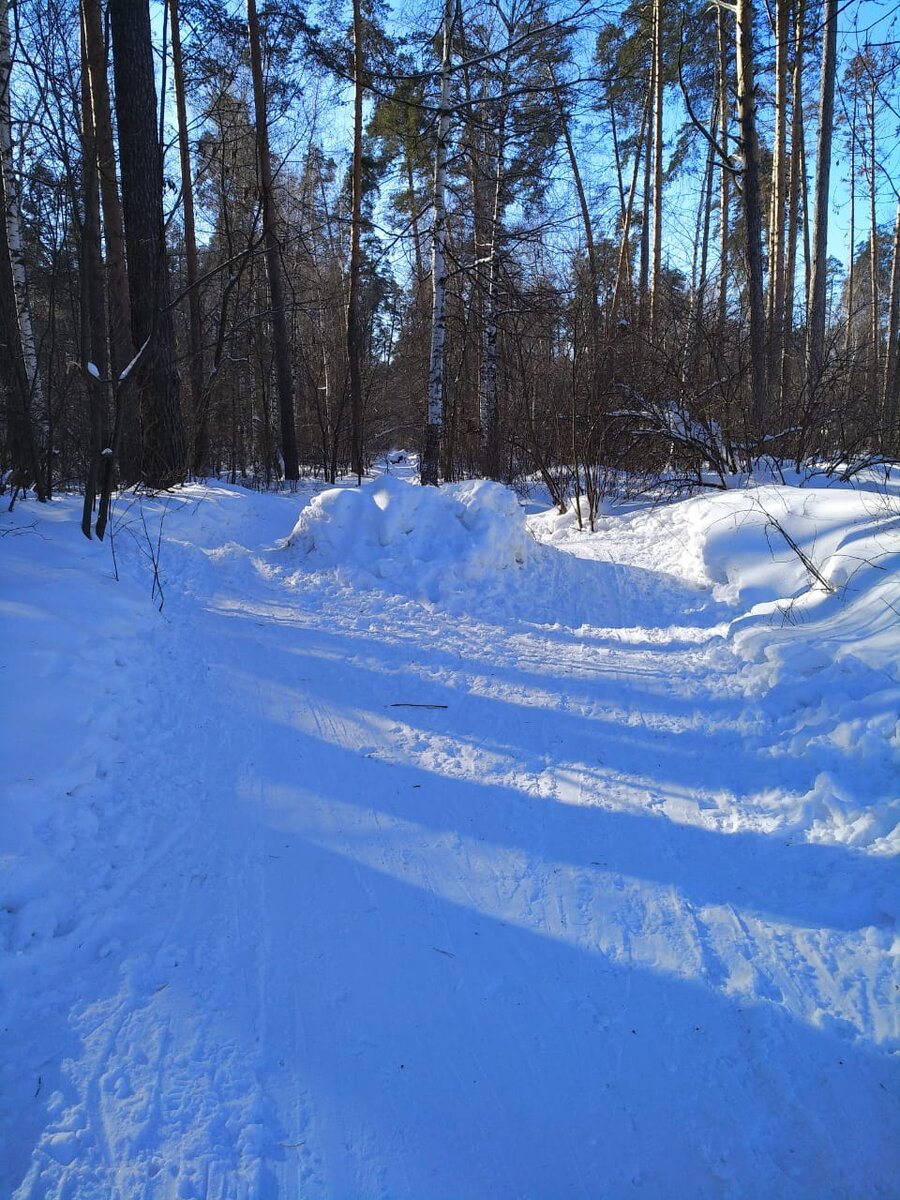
left=0, top=116, right=43, bottom=496
left=422, top=0, right=454, bottom=487
left=1, top=0, right=43, bottom=433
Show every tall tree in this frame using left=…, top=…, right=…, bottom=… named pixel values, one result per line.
left=648, top=0, right=663, bottom=343
left=780, top=0, right=805, bottom=405
left=422, top=0, right=454, bottom=487
left=0, top=4, right=43, bottom=496
left=735, top=0, right=767, bottom=436
left=805, top=0, right=837, bottom=411
left=246, top=0, right=299, bottom=480
left=347, top=0, right=365, bottom=483
left=1, top=0, right=44, bottom=441
left=884, top=193, right=900, bottom=448
left=109, top=0, right=185, bottom=487
left=168, top=0, right=206, bottom=475
left=767, top=0, right=790, bottom=404
left=82, top=0, right=135, bottom=535
left=78, top=0, right=107, bottom=536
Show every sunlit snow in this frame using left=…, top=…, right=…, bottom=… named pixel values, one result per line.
left=2, top=461, right=898, bottom=1198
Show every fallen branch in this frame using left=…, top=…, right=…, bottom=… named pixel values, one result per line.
left=389, top=702, right=449, bottom=709
left=761, top=507, right=836, bottom=593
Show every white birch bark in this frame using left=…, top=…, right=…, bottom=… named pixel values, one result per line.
left=0, top=0, right=44, bottom=420
left=422, top=0, right=454, bottom=487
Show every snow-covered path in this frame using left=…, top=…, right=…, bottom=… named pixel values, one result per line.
left=2, top=480, right=898, bottom=1198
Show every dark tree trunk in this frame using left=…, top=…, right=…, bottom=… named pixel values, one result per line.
left=736, top=0, right=767, bottom=439
left=79, top=1, right=108, bottom=536
left=347, top=0, right=364, bottom=484
left=82, top=0, right=135, bottom=535
left=805, top=0, right=837, bottom=410
left=422, top=0, right=454, bottom=488
left=246, top=0, right=299, bottom=481
left=168, top=0, right=206, bottom=476
left=109, top=0, right=185, bottom=488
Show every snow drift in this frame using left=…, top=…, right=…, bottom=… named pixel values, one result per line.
left=285, top=475, right=529, bottom=602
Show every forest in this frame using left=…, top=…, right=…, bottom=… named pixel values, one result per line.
left=1, top=0, right=899, bottom=521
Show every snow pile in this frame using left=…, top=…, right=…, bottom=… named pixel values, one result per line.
left=286, top=475, right=529, bottom=602
left=530, top=474, right=900, bottom=854
left=2, top=476, right=898, bottom=1198
left=689, top=481, right=893, bottom=610
left=705, top=483, right=900, bottom=855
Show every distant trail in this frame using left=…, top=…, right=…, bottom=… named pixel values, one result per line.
left=6, top=486, right=897, bottom=1199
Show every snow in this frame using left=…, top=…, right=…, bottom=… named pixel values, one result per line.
left=285, top=475, right=529, bottom=605
left=1, top=468, right=898, bottom=1197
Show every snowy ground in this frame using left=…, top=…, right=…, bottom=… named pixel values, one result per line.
left=2, top=464, right=898, bottom=1198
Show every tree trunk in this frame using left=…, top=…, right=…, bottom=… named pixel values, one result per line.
left=717, top=7, right=729, bottom=336
left=79, top=1, right=108, bottom=536
left=609, top=93, right=649, bottom=334
left=735, top=0, right=767, bottom=439
left=109, top=0, right=185, bottom=488
left=882, top=193, right=900, bottom=449
left=347, top=0, right=364, bottom=483
left=0, top=0, right=43, bottom=498
left=422, top=0, right=453, bottom=487
left=0, top=145, right=44, bottom=498
left=478, top=107, right=509, bottom=481
left=767, top=0, right=790, bottom=407
left=168, top=0, right=206, bottom=476
left=638, top=57, right=653, bottom=329
left=682, top=96, right=717, bottom=391
left=0, top=0, right=44, bottom=435
left=648, top=0, right=664, bottom=344
left=82, top=0, right=135, bottom=536
left=406, top=150, right=424, bottom=285
left=246, top=0, right=299, bottom=480
left=867, top=83, right=880, bottom=396
left=550, top=64, right=599, bottom=404
left=780, top=0, right=805, bottom=408
left=805, top=0, right=837, bottom=411
left=844, top=89, right=856, bottom=364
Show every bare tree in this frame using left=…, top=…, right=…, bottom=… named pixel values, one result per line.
left=347, top=0, right=365, bottom=483
left=735, top=0, right=767, bottom=437
left=422, top=0, right=454, bottom=487
left=246, top=0, right=299, bottom=480
left=805, top=0, right=837, bottom=412
left=168, top=0, right=206, bottom=475
left=109, top=0, right=185, bottom=487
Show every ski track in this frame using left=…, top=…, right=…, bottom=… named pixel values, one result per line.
left=2, top=484, right=898, bottom=1199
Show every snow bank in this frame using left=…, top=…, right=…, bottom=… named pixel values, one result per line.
left=703, top=485, right=900, bottom=855
left=285, top=475, right=529, bottom=603
left=531, top=476, right=900, bottom=855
